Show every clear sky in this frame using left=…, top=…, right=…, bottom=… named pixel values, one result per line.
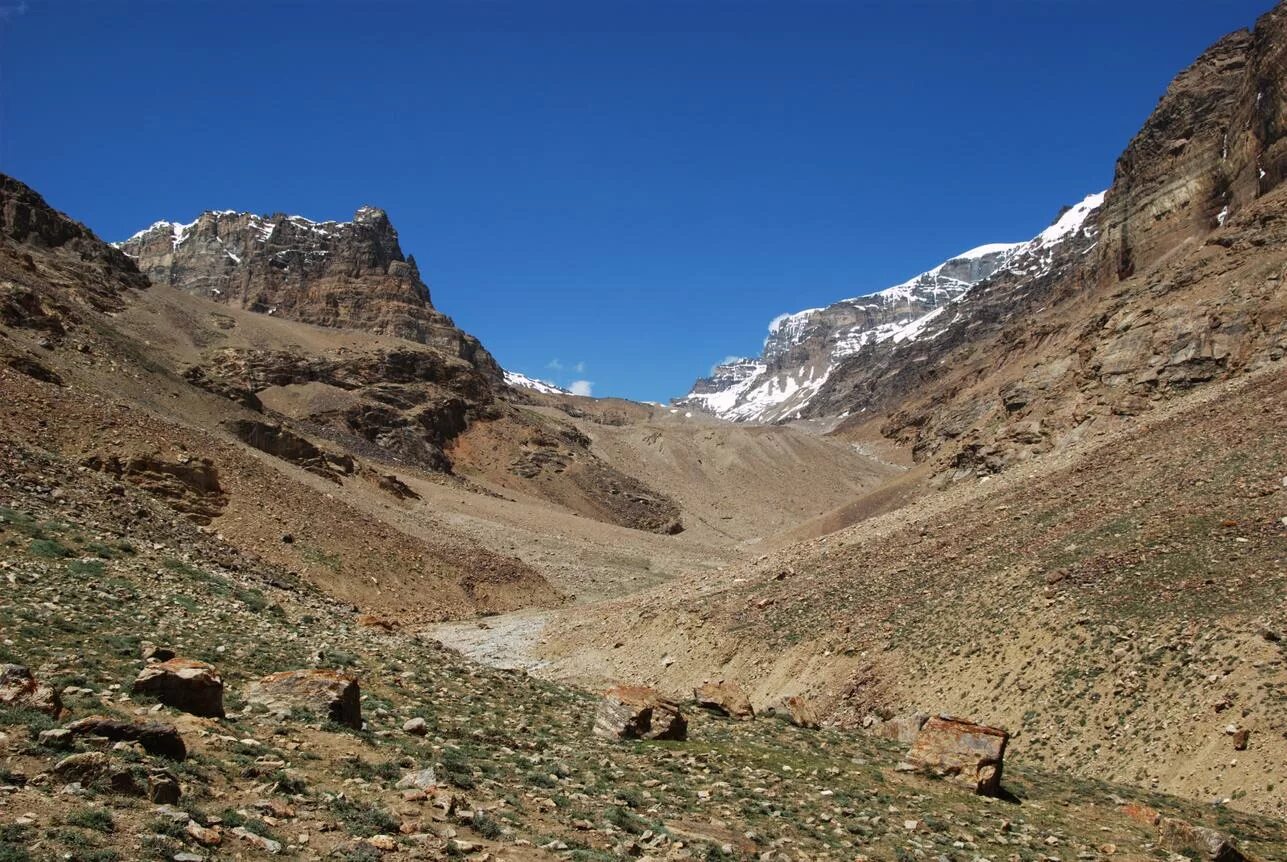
left=0, top=1, right=1272, bottom=402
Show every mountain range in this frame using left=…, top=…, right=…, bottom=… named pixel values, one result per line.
left=0, top=3, right=1285, bottom=861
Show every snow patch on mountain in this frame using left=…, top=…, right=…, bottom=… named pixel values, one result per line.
left=677, top=191, right=1106, bottom=423
left=504, top=371, right=570, bottom=395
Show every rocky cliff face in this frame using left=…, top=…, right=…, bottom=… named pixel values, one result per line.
left=680, top=3, right=1287, bottom=479
left=116, top=207, right=501, bottom=380
left=0, top=175, right=148, bottom=334
left=817, top=3, right=1287, bottom=477
left=677, top=244, right=1021, bottom=422
left=676, top=199, right=1103, bottom=423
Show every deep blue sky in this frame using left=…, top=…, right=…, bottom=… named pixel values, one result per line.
left=0, top=1, right=1271, bottom=401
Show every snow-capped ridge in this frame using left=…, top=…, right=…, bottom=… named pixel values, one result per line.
left=113, top=207, right=386, bottom=251
left=678, top=190, right=1107, bottom=423
left=504, top=371, right=570, bottom=396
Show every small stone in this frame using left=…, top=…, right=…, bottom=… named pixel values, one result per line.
left=396, top=768, right=437, bottom=791
left=367, top=835, right=398, bottom=851
left=186, top=820, right=222, bottom=846
left=402, top=717, right=428, bottom=736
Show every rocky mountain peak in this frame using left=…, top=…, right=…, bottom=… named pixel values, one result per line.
left=117, top=206, right=500, bottom=380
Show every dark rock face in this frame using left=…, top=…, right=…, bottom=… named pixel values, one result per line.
left=0, top=175, right=148, bottom=335
left=132, top=658, right=225, bottom=718
left=115, top=207, right=501, bottom=381
left=64, top=716, right=188, bottom=760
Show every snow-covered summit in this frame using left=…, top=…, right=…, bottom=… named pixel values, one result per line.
left=504, top=371, right=570, bottom=396
left=677, top=191, right=1107, bottom=423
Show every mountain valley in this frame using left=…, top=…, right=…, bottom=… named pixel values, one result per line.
left=1, top=4, right=1287, bottom=862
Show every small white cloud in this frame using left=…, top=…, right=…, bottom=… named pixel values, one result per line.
left=568, top=380, right=593, bottom=397
left=710, top=355, right=741, bottom=374
left=573, top=361, right=586, bottom=373
left=546, top=359, right=563, bottom=371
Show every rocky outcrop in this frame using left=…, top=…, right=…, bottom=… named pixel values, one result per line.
left=81, top=453, right=228, bottom=524
left=115, top=207, right=501, bottom=380
left=0, top=175, right=148, bottom=343
left=0, top=664, right=62, bottom=716
left=64, top=715, right=188, bottom=760
left=903, top=716, right=1008, bottom=796
left=225, top=419, right=354, bottom=482
left=693, top=680, right=754, bottom=719
left=132, top=658, right=225, bottom=718
left=593, top=685, right=688, bottom=741
left=244, top=669, right=361, bottom=728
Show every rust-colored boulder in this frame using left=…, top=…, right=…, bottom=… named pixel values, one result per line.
left=693, top=680, right=754, bottom=719
left=64, top=715, right=187, bottom=760
left=132, top=658, right=224, bottom=717
left=593, top=685, right=687, bottom=741
left=0, top=664, right=62, bottom=716
left=244, top=669, right=361, bottom=728
left=1159, top=817, right=1250, bottom=862
left=904, top=715, right=1008, bottom=796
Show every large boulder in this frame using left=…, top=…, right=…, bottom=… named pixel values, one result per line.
left=769, top=695, right=820, bottom=729
left=593, top=685, right=687, bottom=741
left=904, top=715, right=1008, bottom=796
left=132, top=658, right=224, bottom=717
left=693, top=680, right=754, bottom=720
left=1159, top=818, right=1250, bottom=862
left=244, top=670, right=361, bottom=728
left=64, top=716, right=187, bottom=760
left=0, top=664, right=62, bottom=716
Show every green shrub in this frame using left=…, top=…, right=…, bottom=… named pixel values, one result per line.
left=65, top=806, right=116, bottom=834
left=29, top=538, right=72, bottom=558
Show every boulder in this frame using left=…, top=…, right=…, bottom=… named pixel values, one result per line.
left=148, top=771, right=182, bottom=804
left=904, top=715, right=1008, bottom=796
left=52, top=751, right=110, bottom=783
left=774, top=695, right=820, bottom=729
left=244, top=669, right=361, bottom=728
left=64, top=715, right=187, bottom=760
left=593, top=685, right=687, bottom=741
left=132, top=658, right=224, bottom=717
left=402, top=717, right=428, bottom=736
left=693, top=681, right=754, bottom=719
left=1158, top=817, right=1249, bottom=862
left=0, top=664, right=62, bottom=716
left=878, top=712, right=929, bottom=744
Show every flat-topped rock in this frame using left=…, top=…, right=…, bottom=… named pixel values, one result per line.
left=244, top=669, right=361, bottom=728
left=904, top=715, right=1008, bottom=796
left=132, top=658, right=224, bottom=717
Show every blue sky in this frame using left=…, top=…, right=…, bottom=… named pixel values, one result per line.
left=0, top=1, right=1271, bottom=402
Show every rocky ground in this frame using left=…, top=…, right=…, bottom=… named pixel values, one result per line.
left=3, top=440, right=1287, bottom=862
